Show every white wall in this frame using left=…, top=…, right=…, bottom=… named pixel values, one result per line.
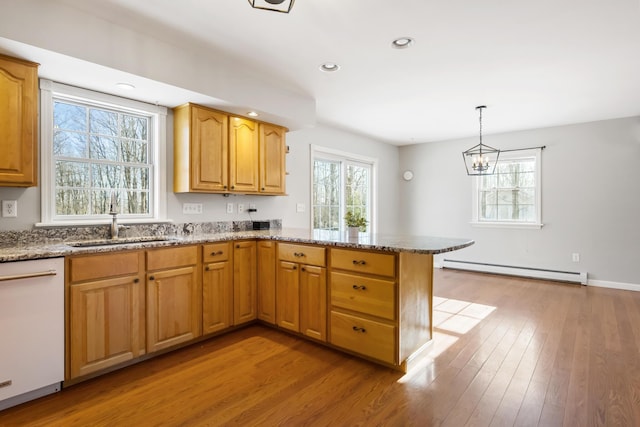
left=399, top=116, right=640, bottom=286
left=0, top=118, right=399, bottom=232
left=282, top=124, right=401, bottom=232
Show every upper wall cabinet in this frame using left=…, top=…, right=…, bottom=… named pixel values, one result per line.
left=173, top=103, right=287, bottom=195
left=0, top=54, right=39, bottom=187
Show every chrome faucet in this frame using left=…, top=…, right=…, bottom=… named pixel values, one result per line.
left=110, top=211, right=119, bottom=239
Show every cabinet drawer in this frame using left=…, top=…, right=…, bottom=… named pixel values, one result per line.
left=330, top=249, right=395, bottom=277
left=147, top=245, right=198, bottom=270
left=330, top=311, right=396, bottom=365
left=278, top=243, right=326, bottom=267
left=69, top=251, right=141, bottom=282
left=330, top=272, right=395, bottom=320
left=203, top=242, right=230, bottom=263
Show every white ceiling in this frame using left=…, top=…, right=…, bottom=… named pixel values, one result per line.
left=4, top=0, right=640, bottom=145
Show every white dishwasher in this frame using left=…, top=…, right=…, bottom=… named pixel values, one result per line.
left=0, top=257, right=64, bottom=411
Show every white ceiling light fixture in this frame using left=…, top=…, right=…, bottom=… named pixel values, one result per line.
left=462, top=106, right=500, bottom=176
left=391, top=37, right=415, bottom=49
left=320, top=62, right=340, bottom=73
left=115, top=82, right=135, bottom=90
left=248, top=0, right=295, bottom=14
left=247, top=111, right=259, bottom=117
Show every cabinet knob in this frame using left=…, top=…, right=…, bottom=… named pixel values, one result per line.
left=352, top=260, right=366, bottom=265
left=352, top=326, right=366, bottom=333
left=133, top=278, right=140, bottom=283
left=236, top=244, right=240, bottom=248
left=301, top=267, right=306, bottom=272
left=261, top=187, right=265, bottom=191
left=352, top=284, right=366, bottom=291
left=149, top=276, right=155, bottom=281
left=224, top=185, right=227, bottom=189
left=205, top=266, right=210, bottom=271
left=231, top=185, right=235, bottom=190
left=293, top=265, right=297, bottom=270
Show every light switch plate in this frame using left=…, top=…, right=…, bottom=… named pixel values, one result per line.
left=182, top=203, right=203, bottom=214
left=296, top=203, right=305, bottom=213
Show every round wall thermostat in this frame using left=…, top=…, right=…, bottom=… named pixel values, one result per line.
left=402, top=170, right=414, bottom=181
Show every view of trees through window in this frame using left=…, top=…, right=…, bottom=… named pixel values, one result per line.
left=313, top=155, right=371, bottom=232
left=478, top=157, right=536, bottom=222
left=53, top=99, right=151, bottom=217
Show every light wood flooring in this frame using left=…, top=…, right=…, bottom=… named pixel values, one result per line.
left=1, top=269, right=640, bottom=426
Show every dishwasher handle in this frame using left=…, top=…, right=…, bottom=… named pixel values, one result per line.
left=0, top=270, right=58, bottom=282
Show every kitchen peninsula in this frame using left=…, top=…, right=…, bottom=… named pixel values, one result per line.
left=0, top=226, right=473, bottom=385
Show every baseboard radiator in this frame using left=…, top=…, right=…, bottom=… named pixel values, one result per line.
left=441, top=259, right=588, bottom=285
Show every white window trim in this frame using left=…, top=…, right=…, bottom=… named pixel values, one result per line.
left=37, top=79, right=169, bottom=227
left=310, top=144, right=378, bottom=234
left=470, top=148, right=543, bottom=229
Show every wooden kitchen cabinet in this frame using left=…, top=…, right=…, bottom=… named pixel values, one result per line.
left=257, top=240, right=277, bottom=324
left=67, top=251, right=145, bottom=380
left=202, top=242, right=232, bottom=334
left=174, top=104, right=229, bottom=192
left=233, top=240, right=257, bottom=325
left=276, top=243, right=327, bottom=341
left=0, top=54, right=38, bottom=187
left=173, top=103, right=286, bottom=195
left=259, top=123, right=287, bottom=194
left=229, top=117, right=259, bottom=193
left=146, top=245, right=201, bottom=353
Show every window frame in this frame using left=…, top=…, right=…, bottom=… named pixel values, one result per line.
left=38, top=79, right=168, bottom=227
left=310, top=145, right=378, bottom=234
left=470, top=148, right=543, bottom=229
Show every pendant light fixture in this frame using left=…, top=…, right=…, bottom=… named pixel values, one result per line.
left=248, top=0, right=295, bottom=13
left=462, top=106, right=500, bottom=175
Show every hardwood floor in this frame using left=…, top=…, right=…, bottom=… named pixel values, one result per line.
left=2, top=269, right=640, bottom=426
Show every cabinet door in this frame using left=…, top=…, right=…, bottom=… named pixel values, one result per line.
left=233, top=241, right=257, bottom=325
left=257, top=240, right=276, bottom=324
left=190, top=106, right=229, bottom=191
left=259, top=123, right=286, bottom=194
left=276, top=261, right=300, bottom=332
left=147, top=265, right=201, bottom=352
left=300, top=265, right=326, bottom=341
left=0, top=54, right=38, bottom=187
left=69, top=275, right=144, bottom=379
left=203, top=260, right=232, bottom=334
left=229, top=117, right=259, bottom=193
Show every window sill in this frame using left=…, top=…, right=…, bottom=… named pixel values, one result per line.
left=35, top=218, right=174, bottom=228
left=470, top=221, right=544, bottom=230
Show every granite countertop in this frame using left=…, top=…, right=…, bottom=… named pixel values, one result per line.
left=0, top=228, right=474, bottom=263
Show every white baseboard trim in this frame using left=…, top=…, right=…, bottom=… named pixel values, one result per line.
left=436, top=261, right=640, bottom=292
left=587, top=280, right=640, bottom=292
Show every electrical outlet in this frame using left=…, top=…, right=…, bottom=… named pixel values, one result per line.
left=238, top=203, right=244, bottom=213
left=2, top=200, right=17, bottom=218
left=572, top=253, right=580, bottom=262
left=226, top=203, right=234, bottom=214
left=182, top=203, right=203, bottom=214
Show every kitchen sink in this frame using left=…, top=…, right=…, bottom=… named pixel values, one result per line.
left=66, top=236, right=174, bottom=247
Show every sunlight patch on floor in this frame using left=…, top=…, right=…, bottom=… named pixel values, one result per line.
left=397, top=298, right=496, bottom=385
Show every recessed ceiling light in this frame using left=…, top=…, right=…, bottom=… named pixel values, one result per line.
left=247, top=111, right=259, bottom=117
left=319, top=62, right=340, bottom=72
left=391, top=37, right=415, bottom=49
left=115, top=82, right=135, bottom=90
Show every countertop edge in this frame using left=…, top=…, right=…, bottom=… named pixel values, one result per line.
left=0, top=230, right=474, bottom=263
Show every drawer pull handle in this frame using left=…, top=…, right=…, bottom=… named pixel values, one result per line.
left=211, top=251, right=223, bottom=256
left=352, top=260, right=366, bottom=265
left=352, top=326, right=366, bottom=333
left=352, top=285, right=367, bottom=291
left=294, top=252, right=305, bottom=257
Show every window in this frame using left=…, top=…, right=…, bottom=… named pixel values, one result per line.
left=472, top=149, right=542, bottom=228
left=39, top=80, right=168, bottom=226
left=311, top=146, right=376, bottom=234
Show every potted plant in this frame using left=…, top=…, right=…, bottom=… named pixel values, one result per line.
left=345, top=210, right=368, bottom=237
